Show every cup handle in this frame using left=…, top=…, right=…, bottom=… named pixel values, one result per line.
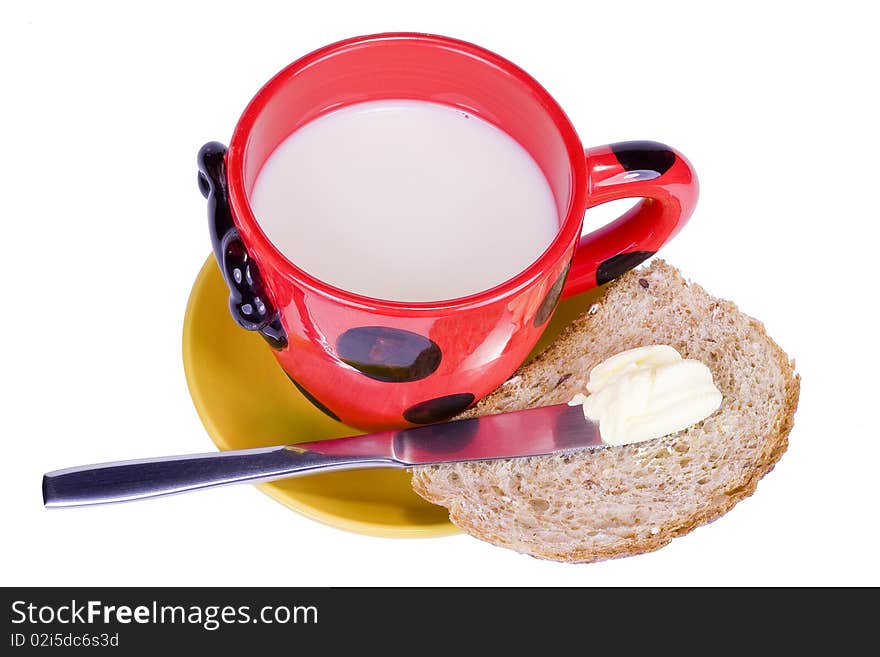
left=562, top=141, right=699, bottom=297
left=197, top=142, right=288, bottom=349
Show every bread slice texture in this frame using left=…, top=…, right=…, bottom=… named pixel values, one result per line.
left=410, top=260, right=800, bottom=563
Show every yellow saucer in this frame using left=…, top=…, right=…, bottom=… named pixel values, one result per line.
left=182, top=256, right=601, bottom=537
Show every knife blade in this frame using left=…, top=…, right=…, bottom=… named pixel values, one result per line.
left=42, top=403, right=602, bottom=508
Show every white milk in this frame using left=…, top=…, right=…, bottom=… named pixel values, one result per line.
left=249, top=100, right=559, bottom=301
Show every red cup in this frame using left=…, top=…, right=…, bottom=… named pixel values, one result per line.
left=197, top=33, right=698, bottom=431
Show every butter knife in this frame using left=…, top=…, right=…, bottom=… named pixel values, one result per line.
left=43, top=403, right=601, bottom=508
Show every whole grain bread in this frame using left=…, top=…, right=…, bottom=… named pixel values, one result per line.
left=410, top=260, right=799, bottom=563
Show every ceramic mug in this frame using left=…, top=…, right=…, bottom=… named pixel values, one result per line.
left=197, top=33, right=698, bottom=431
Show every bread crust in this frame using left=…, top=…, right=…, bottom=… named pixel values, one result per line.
left=410, top=260, right=800, bottom=563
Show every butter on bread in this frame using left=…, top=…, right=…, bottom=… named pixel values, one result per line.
left=410, top=260, right=800, bottom=563
left=571, top=344, right=722, bottom=446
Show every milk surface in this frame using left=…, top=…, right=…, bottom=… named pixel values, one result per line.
left=250, top=100, right=558, bottom=301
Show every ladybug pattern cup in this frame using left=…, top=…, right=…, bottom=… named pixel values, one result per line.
left=197, top=33, right=698, bottom=431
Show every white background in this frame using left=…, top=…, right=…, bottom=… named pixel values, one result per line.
left=2, top=1, right=877, bottom=586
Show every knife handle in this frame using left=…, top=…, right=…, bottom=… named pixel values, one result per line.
left=42, top=446, right=399, bottom=508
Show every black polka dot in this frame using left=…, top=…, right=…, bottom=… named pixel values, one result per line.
left=403, top=393, right=476, bottom=424
left=610, top=141, right=676, bottom=176
left=197, top=171, right=211, bottom=198
left=533, top=262, right=571, bottom=327
left=620, top=169, right=660, bottom=181
left=596, top=251, right=655, bottom=286
left=286, top=375, right=340, bottom=422
left=259, top=316, right=288, bottom=350
left=223, top=237, right=272, bottom=331
left=337, top=327, right=441, bottom=383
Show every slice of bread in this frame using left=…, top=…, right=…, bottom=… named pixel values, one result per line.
left=410, top=260, right=800, bottom=563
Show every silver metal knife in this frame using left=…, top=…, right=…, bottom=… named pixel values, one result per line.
left=42, top=403, right=602, bottom=508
